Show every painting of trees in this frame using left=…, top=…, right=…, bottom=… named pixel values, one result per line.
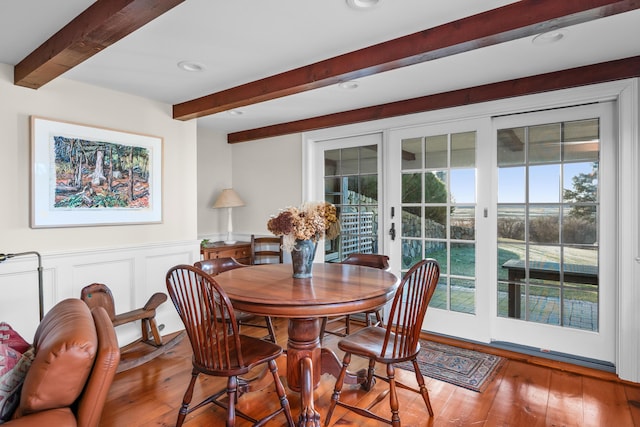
left=53, top=136, right=151, bottom=209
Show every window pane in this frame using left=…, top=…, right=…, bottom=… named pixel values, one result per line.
left=529, top=123, right=561, bottom=164
left=563, top=245, right=598, bottom=272
left=451, top=242, right=475, bottom=276
left=529, top=244, right=561, bottom=265
left=498, top=167, right=525, bottom=203
left=345, top=176, right=359, bottom=204
left=563, top=206, right=597, bottom=245
left=498, top=242, right=525, bottom=282
left=359, top=174, right=378, bottom=202
left=360, top=145, right=378, bottom=174
left=402, top=173, right=421, bottom=203
left=325, top=149, right=339, bottom=175
left=402, top=138, right=422, bottom=170
left=528, top=284, right=560, bottom=325
left=498, top=206, right=525, bottom=241
left=451, top=278, right=475, bottom=314
left=430, top=277, right=447, bottom=309
left=425, top=171, right=447, bottom=203
left=451, top=206, right=475, bottom=240
left=324, top=177, right=340, bottom=204
left=450, top=169, right=475, bottom=203
left=425, top=241, right=447, bottom=275
left=451, top=131, right=476, bottom=168
left=425, top=134, right=447, bottom=169
left=563, top=162, right=598, bottom=203
left=529, top=164, right=560, bottom=203
left=341, top=147, right=359, bottom=174
left=497, top=127, right=525, bottom=166
left=402, top=206, right=421, bottom=238
left=425, top=207, right=446, bottom=238
left=563, top=283, right=598, bottom=330
left=563, top=119, right=599, bottom=162
left=528, top=205, right=560, bottom=244
left=402, top=239, right=422, bottom=270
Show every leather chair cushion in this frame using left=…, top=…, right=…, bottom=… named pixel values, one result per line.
left=16, top=299, right=97, bottom=416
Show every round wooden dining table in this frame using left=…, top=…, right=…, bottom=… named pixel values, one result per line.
left=214, top=262, right=399, bottom=427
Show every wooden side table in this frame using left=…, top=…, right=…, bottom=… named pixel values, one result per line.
left=200, top=241, right=251, bottom=265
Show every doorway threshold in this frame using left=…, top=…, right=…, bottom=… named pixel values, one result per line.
left=421, top=331, right=617, bottom=379
left=488, top=340, right=615, bottom=373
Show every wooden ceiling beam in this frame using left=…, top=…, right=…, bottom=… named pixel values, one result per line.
left=14, top=0, right=185, bottom=89
left=227, top=56, right=640, bottom=143
left=173, top=0, right=639, bottom=121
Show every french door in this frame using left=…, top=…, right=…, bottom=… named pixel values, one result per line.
left=491, top=103, right=615, bottom=363
left=310, top=103, right=616, bottom=363
left=388, top=119, right=491, bottom=341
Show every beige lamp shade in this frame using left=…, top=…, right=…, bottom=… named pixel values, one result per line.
left=212, top=188, right=244, bottom=244
left=212, top=188, right=245, bottom=208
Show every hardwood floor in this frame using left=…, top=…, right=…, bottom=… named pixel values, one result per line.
left=100, top=318, right=640, bottom=426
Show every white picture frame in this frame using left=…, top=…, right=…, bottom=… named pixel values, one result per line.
left=31, top=116, right=163, bottom=228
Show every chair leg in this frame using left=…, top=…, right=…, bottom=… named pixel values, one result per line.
left=319, top=317, right=328, bottom=344
left=325, top=352, right=351, bottom=426
left=387, top=363, right=400, bottom=427
left=264, top=316, right=277, bottom=343
left=412, top=359, right=434, bottom=416
left=268, top=359, right=295, bottom=425
left=176, top=370, right=199, bottom=427
left=226, top=376, right=238, bottom=427
left=363, top=358, right=376, bottom=391
left=345, top=315, right=351, bottom=335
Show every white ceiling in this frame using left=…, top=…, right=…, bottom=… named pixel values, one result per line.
left=1, top=0, right=639, bottom=134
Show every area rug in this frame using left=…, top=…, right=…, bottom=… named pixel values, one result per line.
left=396, top=340, right=505, bottom=392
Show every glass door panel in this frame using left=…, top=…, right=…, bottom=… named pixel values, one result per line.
left=321, top=135, right=381, bottom=262
left=497, top=118, right=600, bottom=331
left=400, top=131, right=477, bottom=315
left=493, top=102, right=614, bottom=364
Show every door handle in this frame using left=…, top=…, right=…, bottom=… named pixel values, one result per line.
left=389, top=223, right=396, bottom=241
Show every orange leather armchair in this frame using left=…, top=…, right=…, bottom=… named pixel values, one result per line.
left=5, top=298, right=120, bottom=427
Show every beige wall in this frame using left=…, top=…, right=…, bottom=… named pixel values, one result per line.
left=231, top=133, right=303, bottom=237
left=195, top=129, right=302, bottom=241
left=0, top=63, right=198, bottom=253
left=196, top=126, right=233, bottom=236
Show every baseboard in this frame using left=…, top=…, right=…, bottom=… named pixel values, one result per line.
left=419, top=331, right=632, bottom=385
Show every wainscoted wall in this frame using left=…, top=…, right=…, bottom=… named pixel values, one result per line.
left=0, top=241, right=200, bottom=346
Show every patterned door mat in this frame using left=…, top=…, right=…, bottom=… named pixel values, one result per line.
left=397, top=340, right=505, bottom=392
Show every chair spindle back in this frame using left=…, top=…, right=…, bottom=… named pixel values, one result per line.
left=382, top=258, right=440, bottom=359
left=166, top=265, right=245, bottom=371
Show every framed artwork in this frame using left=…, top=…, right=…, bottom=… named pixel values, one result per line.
left=31, top=117, right=163, bottom=228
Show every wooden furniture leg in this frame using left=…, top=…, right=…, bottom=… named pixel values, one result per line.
left=285, top=317, right=375, bottom=427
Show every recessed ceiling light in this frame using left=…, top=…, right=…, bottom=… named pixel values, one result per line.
left=177, top=61, right=206, bottom=72
left=532, top=30, right=566, bottom=45
left=338, top=81, right=359, bottom=90
left=346, top=0, right=382, bottom=10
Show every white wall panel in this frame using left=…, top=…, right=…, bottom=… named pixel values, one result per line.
left=0, top=241, right=198, bottom=345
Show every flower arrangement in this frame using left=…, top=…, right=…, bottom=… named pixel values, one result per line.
left=267, top=201, right=340, bottom=251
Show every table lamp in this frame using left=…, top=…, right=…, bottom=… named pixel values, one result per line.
left=212, top=188, right=245, bottom=244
